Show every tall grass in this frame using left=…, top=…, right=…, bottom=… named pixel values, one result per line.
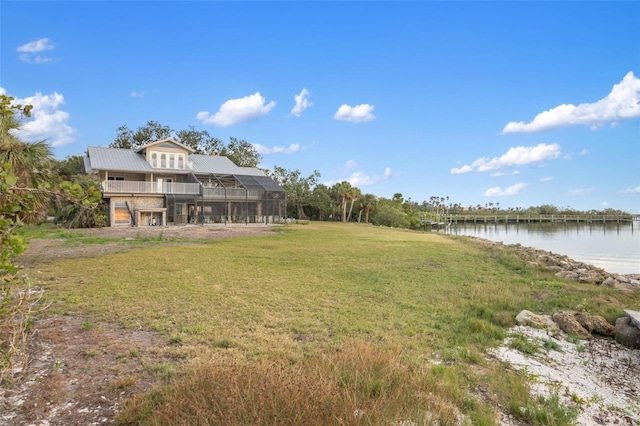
left=34, top=222, right=639, bottom=424
left=117, top=341, right=474, bottom=425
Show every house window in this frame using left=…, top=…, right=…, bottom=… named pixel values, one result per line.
left=161, top=154, right=167, bottom=168
left=178, top=155, right=184, bottom=169
left=169, top=154, right=175, bottom=169
left=151, top=153, right=158, bottom=167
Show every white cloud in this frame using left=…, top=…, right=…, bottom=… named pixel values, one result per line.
left=196, top=92, right=276, bottom=127
left=334, top=104, right=376, bottom=123
left=451, top=143, right=561, bottom=174
left=483, top=182, right=528, bottom=197
left=4, top=89, right=78, bottom=147
left=540, top=176, right=554, bottom=182
left=620, top=186, right=640, bottom=194
left=567, top=188, right=594, bottom=196
left=253, top=143, right=300, bottom=155
left=289, top=88, right=312, bottom=117
left=347, top=171, right=376, bottom=186
left=451, top=164, right=474, bottom=174
left=503, top=72, right=640, bottom=133
left=326, top=166, right=391, bottom=187
left=490, top=172, right=505, bottom=177
left=17, top=38, right=55, bottom=63
left=17, top=38, right=54, bottom=53
left=579, top=149, right=588, bottom=156
left=130, top=91, right=144, bottom=98
left=345, top=160, right=358, bottom=170
left=19, top=54, right=55, bottom=64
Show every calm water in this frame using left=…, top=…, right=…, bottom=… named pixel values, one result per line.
left=440, top=222, right=640, bottom=275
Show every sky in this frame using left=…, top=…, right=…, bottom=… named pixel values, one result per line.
left=1, top=1, right=639, bottom=213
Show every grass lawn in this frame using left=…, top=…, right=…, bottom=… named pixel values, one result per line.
left=32, top=222, right=639, bottom=425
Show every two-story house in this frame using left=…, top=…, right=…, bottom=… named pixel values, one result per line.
left=83, top=138, right=286, bottom=227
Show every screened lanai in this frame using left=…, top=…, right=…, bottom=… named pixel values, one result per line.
left=165, top=173, right=286, bottom=225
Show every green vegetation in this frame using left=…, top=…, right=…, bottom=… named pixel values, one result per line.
left=32, top=222, right=639, bottom=424
left=508, top=333, right=540, bottom=355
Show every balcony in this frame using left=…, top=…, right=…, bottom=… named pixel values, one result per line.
left=102, top=180, right=201, bottom=195
left=202, top=187, right=263, bottom=200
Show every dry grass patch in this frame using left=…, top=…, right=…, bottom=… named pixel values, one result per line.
left=116, top=340, right=484, bottom=425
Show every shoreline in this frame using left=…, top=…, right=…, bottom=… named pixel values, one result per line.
left=464, top=236, right=640, bottom=291
left=440, top=223, right=639, bottom=275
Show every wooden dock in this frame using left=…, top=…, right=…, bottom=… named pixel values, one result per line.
left=430, top=214, right=635, bottom=225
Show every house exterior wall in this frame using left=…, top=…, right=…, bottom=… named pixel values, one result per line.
left=108, top=195, right=165, bottom=226
left=144, top=145, right=189, bottom=161
left=99, top=171, right=147, bottom=181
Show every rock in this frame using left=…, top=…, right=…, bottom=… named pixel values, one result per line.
left=624, top=309, right=640, bottom=328
left=601, top=277, right=618, bottom=288
left=516, top=310, right=559, bottom=333
left=555, top=270, right=579, bottom=281
left=552, top=311, right=592, bottom=340
left=575, top=312, right=615, bottom=337
left=615, top=317, right=640, bottom=349
left=524, top=261, right=539, bottom=268
left=578, top=271, right=603, bottom=284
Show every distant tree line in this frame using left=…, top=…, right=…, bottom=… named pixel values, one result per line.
left=266, top=168, right=632, bottom=230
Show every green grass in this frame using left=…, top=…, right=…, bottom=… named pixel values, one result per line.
left=508, top=333, right=540, bottom=355
left=32, top=222, right=639, bottom=425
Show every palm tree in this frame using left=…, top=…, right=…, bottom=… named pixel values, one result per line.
left=332, top=181, right=353, bottom=222
left=0, top=114, right=55, bottom=223
left=360, top=193, right=377, bottom=223
left=346, top=186, right=361, bottom=221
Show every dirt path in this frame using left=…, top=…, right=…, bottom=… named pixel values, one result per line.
left=15, top=224, right=277, bottom=268
left=1, top=225, right=278, bottom=425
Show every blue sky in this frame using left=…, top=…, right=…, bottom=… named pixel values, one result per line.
left=2, top=1, right=639, bottom=212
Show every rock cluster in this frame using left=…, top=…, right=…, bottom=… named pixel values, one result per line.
left=468, top=237, right=640, bottom=291
left=468, top=237, right=640, bottom=348
left=516, top=309, right=640, bottom=349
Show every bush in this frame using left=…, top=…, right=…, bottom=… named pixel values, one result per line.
left=371, top=205, right=409, bottom=228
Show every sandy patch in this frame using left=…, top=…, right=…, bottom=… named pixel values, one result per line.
left=491, top=326, right=639, bottom=425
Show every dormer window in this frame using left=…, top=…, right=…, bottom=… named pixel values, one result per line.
left=148, top=150, right=187, bottom=169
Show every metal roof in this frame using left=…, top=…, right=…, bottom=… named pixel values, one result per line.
left=86, top=147, right=154, bottom=172
left=85, top=146, right=284, bottom=192
left=189, top=154, right=242, bottom=175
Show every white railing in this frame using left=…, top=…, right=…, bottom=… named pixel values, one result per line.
left=201, top=187, right=263, bottom=200
left=102, top=180, right=201, bottom=195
